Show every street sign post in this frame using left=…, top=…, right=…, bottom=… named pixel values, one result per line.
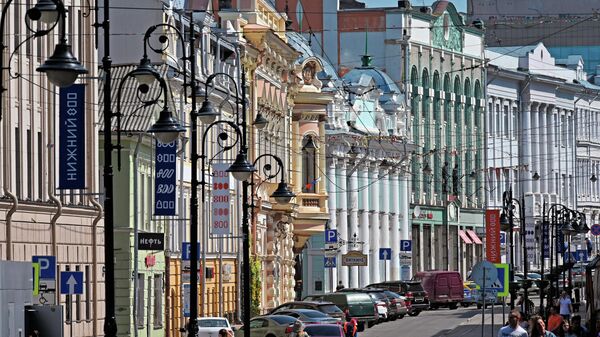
left=471, top=260, right=498, bottom=288
left=32, top=256, right=57, bottom=304
left=400, top=240, right=412, bottom=252
left=379, top=248, right=392, bottom=281
left=60, top=271, right=83, bottom=295
left=182, top=242, right=201, bottom=261
left=324, top=257, right=336, bottom=268
left=325, top=229, right=338, bottom=244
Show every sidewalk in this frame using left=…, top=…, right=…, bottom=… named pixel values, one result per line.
left=437, top=309, right=507, bottom=337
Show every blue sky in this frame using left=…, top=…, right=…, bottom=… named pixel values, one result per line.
left=363, top=0, right=467, bottom=12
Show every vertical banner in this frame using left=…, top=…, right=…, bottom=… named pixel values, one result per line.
left=525, top=222, right=536, bottom=261
left=211, top=163, right=231, bottom=235
left=542, top=221, right=550, bottom=258
left=59, top=84, right=86, bottom=189
left=486, top=209, right=501, bottom=263
left=557, top=230, right=564, bottom=255
left=154, top=140, right=177, bottom=215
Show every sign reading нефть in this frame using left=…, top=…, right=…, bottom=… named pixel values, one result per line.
left=138, top=233, right=165, bottom=250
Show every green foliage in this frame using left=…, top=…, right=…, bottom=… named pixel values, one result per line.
left=250, top=256, right=262, bottom=317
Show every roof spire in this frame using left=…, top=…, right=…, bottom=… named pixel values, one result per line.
left=361, top=24, right=372, bottom=67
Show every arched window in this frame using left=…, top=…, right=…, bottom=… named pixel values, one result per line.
left=302, top=135, right=317, bottom=193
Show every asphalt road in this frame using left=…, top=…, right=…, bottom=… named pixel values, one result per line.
left=360, top=305, right=509, bottom=337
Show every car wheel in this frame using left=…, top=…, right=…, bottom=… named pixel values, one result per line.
left=430, top=304, right=439, bottom=310
left=408, top=310, right=420, bottom=316
left=477, top=304, right=482, bottom=309
left=461, top=303, right=470, bottom=307
left=390, top=314, right=397, bottom=321
left=398, top=314, right=405, bottom=319
left=449, top=303, right=458, bottom=310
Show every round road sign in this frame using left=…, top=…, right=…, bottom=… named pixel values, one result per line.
left=591, top=224, right=600, bottom=236
left=471, top=260, right=497, bottom=288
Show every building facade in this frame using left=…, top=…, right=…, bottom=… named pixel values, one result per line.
left=0, top=1, right=103, bottom=336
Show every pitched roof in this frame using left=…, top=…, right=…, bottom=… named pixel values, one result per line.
left=98, top=64, right=177, bottom=133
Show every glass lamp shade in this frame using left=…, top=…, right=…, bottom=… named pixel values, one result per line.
left=197, top=100, right=220, bottom=124
left=499, top=212, right=510, bottom=231
left=132, top=57, right=159, bottom=86
left=147, top=107, right=186, bottom=144
left=37, top=42, right=87, bottom=87
left=253, top=112, right=268, bottom=129
left=226, top=153, right=256, bottom=181
left=271, top=181, right=295, bottom=205
left=34, top=0, right=59, bottom=24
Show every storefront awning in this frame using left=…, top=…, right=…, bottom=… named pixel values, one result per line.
left=466, top=229, right=483, bottom=244
left=458, top=230, right=473, bottom=244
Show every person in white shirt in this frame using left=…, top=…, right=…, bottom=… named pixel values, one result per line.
left=498, top=310, right=529, bottom=337
left=558, top=290, right=573, bottom=320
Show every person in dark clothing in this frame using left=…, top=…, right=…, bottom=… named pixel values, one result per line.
left=336, top=281, right=345, bottom=291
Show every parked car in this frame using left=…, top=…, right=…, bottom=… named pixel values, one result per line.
left=269, top=301, right=345, bottom=321
left=234, top=315, right=298, bottom=337
left=462, top=281, right=503, bottom=308
left=514, top=274, right=540, bottom=294
left=413, top=270, right=464, bottom=309
left=303, top=324, right=345, bottom=337
left=381, top=290, right=408, bottom=319
left=338, top=288, right=390, bottom=322
left=367, top=280, right=430, bottom=316
left=274, top=309, right=340, bottom=325
left=197, top=317, right=233, bottom=337
left=571, top=263, right=587, bottom=286
left=303, top=292, right=377, bottom=331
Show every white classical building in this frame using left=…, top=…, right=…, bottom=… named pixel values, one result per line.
left=485, top=43, right=600, bottom=267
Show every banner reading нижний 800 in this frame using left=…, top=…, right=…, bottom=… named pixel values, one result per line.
left=59, top=84, right=86, bottom=190
left=154, top=140, right=177, bottom=215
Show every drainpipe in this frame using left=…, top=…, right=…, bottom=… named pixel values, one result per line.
left=132, top=133, right=143, bottom=337
left=4, top=188, right=17, bottom=260
left=90, top=197, right=103, bottom=337
left=49, top=192, right=62, bottom=304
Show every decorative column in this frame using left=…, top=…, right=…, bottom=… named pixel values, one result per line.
left=390, top=169, right=400, bottom=280
left=531, top=103, right=540, bottom=193
left=319, top=122, right=327, bottom=194
left=521, top=102, right=532, bottom=193
left=359, top=163, right=370, bottom=286
left=369, top=163, right=381, bottom=284
left=293, top=122, right=302, bottom=193
left=348, top=160, right=359, bottom=288
left=399, top=173, right=411, bottom=279
left=539, top=104, right=547, bottom=196
left=548, top=106, right=556, bottom=195
left=337, top=157, right=349, bottom=287
left=327, top=157, right=338, bottom=292
left=380, top=167, right=390, bottom=281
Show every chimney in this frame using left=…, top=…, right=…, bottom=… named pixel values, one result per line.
left=398, top=0, right=411, bottom=9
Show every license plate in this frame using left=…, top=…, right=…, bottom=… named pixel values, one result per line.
left=415, top=297, right=423, bottom=301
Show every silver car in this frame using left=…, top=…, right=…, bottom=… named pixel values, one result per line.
left=197, top=317, right=233, bottom=337
left=234, top=315, right=298, bottom=337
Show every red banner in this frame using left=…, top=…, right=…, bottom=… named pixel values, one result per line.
left=485, top=209, right=501, bottom=263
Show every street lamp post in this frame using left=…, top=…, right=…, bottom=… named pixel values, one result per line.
left=500, top=190, right=517, bottom=310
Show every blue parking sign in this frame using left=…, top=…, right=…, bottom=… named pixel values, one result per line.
left=182, top=242, right=200, bottom=261
left=400, top=240, right=412, bottom=252
left=325, top=230, right=338, bottom=244
left=32, top=256, right=56, bottom=279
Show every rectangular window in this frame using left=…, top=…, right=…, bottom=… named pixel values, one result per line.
left=561, top=115, right=567, bottom=147
left=153, top=274, right=163, bottom=327
left=147, top=276, right=152, bottom=326
left=27, top=129, right=32, bottom=200
left=75, top=265, right=81, bottom=321
left=14, top=3, right=20, bottom=51
left=65, top=265, right=71, bottom=323
left=136, top=273, right=145, bottom=327
left=25, top=0, right=31, bottom=58
left=85, top=265, right=91, bottom=320
left=15, top=127, right=20, bottom=198
left=512, top=107, right=518, bottom=140
left=488, top=103, right=493, bottom=135
left=503, top=105, right=509, bottom=138
left=495, top=104, right=501, bottom=136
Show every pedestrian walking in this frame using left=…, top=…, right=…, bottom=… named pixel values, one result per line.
left=343, top=309, right=358, bottom=337
left=559, top=291, right=573, bottom=321
left=569, top=315, right=588, bottom=337
left=498, top=310, right=528, bottom=337
left=531, top=316, right=558, bottom=337
left=548, top=307, right=564, bottom=332
left=336, top=281, right=345, bottom=291
left=218, top=328, right=234, bottom=337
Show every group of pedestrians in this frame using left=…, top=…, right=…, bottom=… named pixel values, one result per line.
left=498, top=291, right=592, bottom=337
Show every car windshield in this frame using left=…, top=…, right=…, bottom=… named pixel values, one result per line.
left=302, top=310, right=329, bottom=318
left=406, top=283, right=423, bottom=292
left=369, top=292, right=386, bottom=300
left=384, top=291, right=401, bottom=298
left=304, top=325, right=342, bottom=336
left=319, top=304, right=343, bottom=314
left=198, top=319, right=228, bottom=327
left=269, top=316, right=298, bottom=325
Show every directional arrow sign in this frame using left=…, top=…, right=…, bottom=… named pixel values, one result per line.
left=60, top=271, right=83, bottom=295
left=379, top=248, right=392, bottom=260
